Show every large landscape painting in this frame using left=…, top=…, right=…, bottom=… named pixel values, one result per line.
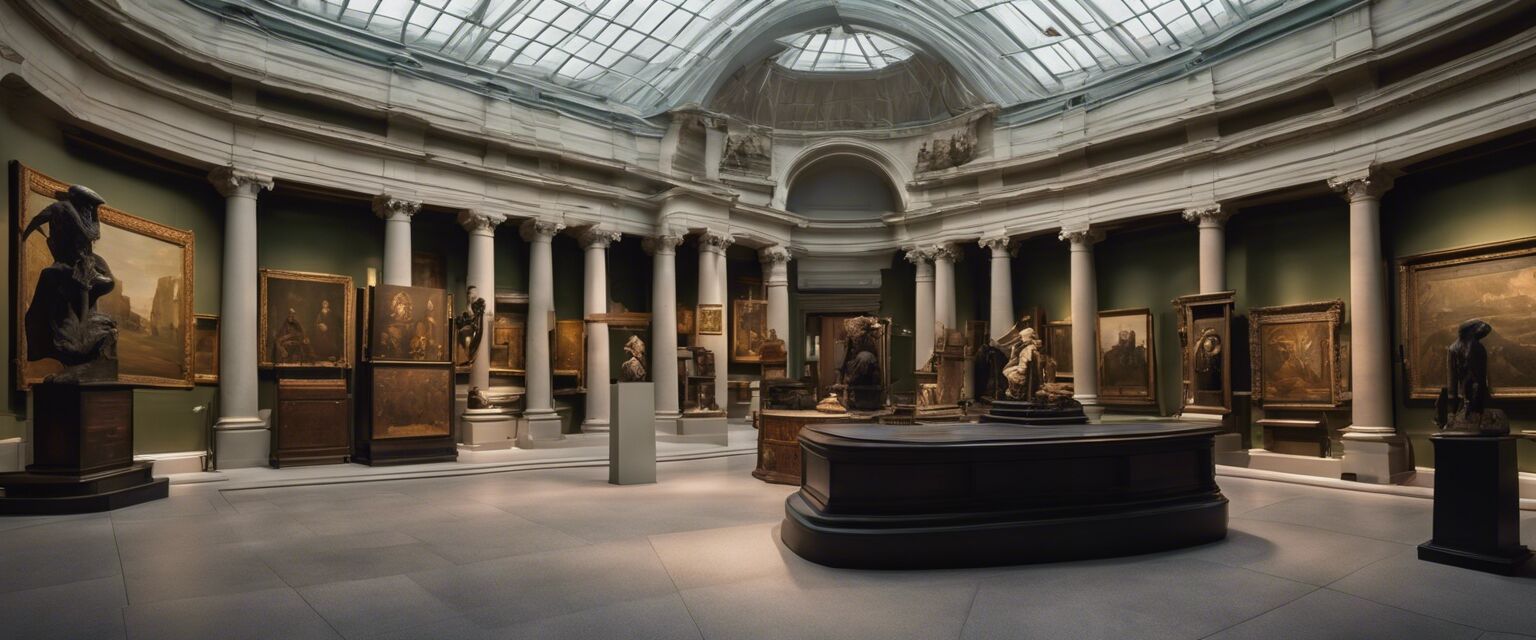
left=1400, top=238, right=1536, bottom=399
left=13, top=163, right=194, bottom=388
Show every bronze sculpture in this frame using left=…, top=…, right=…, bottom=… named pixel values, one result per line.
left=21, top=185, right=118, bottom=381
left=1435, top=319, right=1509, bottom=436
left=454, top=287, right=486, bottom=367
left=620, top=334, right=647, bottom=382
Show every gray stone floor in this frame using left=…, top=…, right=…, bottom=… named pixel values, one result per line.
left=2, top=454, right=1534, bottom=640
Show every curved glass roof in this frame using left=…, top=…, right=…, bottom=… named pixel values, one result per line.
left=270, top=0, right=1299, bottom=113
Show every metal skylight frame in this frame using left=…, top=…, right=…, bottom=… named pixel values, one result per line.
left=773, top=26, right=917, bottom=73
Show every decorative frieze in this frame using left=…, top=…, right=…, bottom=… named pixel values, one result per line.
left=916, top=127, right=979, bottom=173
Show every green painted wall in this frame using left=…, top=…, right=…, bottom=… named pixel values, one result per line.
left=882, top=254, right=918, bottom=394
left=1096, top=220, right=1200, bottom=414
left=1011, top=234, right=1071, bottom=324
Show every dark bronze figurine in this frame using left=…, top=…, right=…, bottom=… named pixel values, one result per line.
left=454, top=287, right=486, bottom=367
left=22, top=185, right=118, bottom=382
left=1435, top=318, right=1509, bottom=436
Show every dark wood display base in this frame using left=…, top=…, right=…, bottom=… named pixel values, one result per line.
left=272, top=374, right=351, bottom=467
left=1418, top=435, right=1531, bottom=575
left=782, top=421, right=1227, bottom=569
left=754, top=410, right=877, bottom=485
left=980, top=399, right=1089, bottom=425
left=0, top=463, right=168, bottom=515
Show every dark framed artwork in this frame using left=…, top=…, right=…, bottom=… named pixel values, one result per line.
left=370, top=364, right=452, bottom=439
left=1250, top=300, right=1345, bottom=409
left=13, top=162, right=196, bottom=388
left=697, top=303, right=724, bottom=335
left=1045, top=320, right=1073, bottom=380
left=732, top=299, right=767, bottom=363
left=1399, top=237, right=1536, bottom=399
left=1173, top=291, right=1235, bottom=415
left=553, top=319, right=585, bottom=386
left=370, top=284, right=450, bottom=364
left=1097, top=308, right=1156, bottom=406
left=677, top=305, right=696, bottom=336
left=490, top=314, right=526, bottom=373
left=193, top=314, right=220, bottom=384
left=259, top=269, right=354, bottom=368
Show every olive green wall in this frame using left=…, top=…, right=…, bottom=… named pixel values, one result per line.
left=1, top=88, right=225, bottom=453
left=883, top=254, right=918, bottom=394
left=1011, top=234, right=1071, bottom=325
left=1096, top=220, right=1200, bottom=414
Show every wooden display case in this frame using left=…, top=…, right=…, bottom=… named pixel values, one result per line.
left=272, top=373, right=351, bottom=467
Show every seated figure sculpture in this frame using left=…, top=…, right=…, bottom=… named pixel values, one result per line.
left=1435, top=318, right=1509, bottom=436
left=22, top=185, right=119, bottom=382
left=818, top=316, right=885, bottom=412
left=982, top=324, right=1085, bottom=425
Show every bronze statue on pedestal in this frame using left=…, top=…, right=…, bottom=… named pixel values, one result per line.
left=22, top=185, right=118, bottom=382
left=1435, top=319, right=1509, bottom=436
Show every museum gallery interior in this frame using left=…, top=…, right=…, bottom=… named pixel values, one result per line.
left=2, top=0, right=1536, bottom=637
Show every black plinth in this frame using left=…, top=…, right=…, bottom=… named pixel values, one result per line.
left=980, top=399, right=1089, bottom=425
left=782, top=421, right=1227, bottom=569
left=1418, top=435, right=1531, bottom=575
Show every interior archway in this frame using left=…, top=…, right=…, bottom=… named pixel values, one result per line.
left=786, top=155, right=900, bottom=220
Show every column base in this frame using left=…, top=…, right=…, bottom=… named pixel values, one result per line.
left=0, top=438, right=27, bottom=473
left=1077, top=398, right=1105, bottom=423
left=214, top=420, right=270, bottom=470
left=581, top=419, right=610, bottom=434
left=667, top=415, right=728, bottom=446
left=460, top=409, right=517, bottom=450
left=1341, top=428, right=1414, bottom=484
left=519, top=411, right=566, bottom=448
left=654, top=412, right=681, bottom=436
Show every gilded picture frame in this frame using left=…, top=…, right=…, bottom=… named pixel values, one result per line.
left=731, top=299, right=767, bottom=363
left=12, top=162, right=195, bottom=389
left=369, top=284, right=450, bottom=364
left=193, top=314, right=220, bottom=384
left=697, top=303, right=724, bottom=335
left=1249, top=300, right=1345, bottom=409
left=1097, top=308, right=1156, bottom=406
left=676, top=305, right=695, bottom=336
left=1399, top=237, right=1536, bottom=400
left=1045, top=320, right=1073, bottom=380
left=258, top=269, right=355, bottom=368
left=553, top=319, right=586, bottom=387
left=1173, top=291, right=1235, bottom=415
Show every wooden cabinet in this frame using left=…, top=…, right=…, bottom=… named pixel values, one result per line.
left=272, top=375, right=350, bottom=467
left=753, top=410, right=874, bottom=485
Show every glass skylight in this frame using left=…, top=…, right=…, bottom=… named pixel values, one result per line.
left=774, top=27, right=916, bottom=73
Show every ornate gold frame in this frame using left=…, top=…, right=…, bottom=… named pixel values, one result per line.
left=258, top=268, right=355, bottom=368
left=731, top=299, right=767, bottom=363
left=1096, top=307, right=1157, bottom=407
left=1173, top=290, right=1235, bottom=415
left=12, top=162, right=195, bottom=389
left=1248, top=300, right=1345, bottom=409
left=1398, top=237, right=1536, bottom=400
left=697, top=303, right=724, bottom=335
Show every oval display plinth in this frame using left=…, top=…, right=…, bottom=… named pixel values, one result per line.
left=781, top=422, right=1228, bottom=569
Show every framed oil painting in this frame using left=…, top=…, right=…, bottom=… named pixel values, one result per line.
left=370, top=284, right=449, bottom=364
left=410, top=251, right=445, bottom=290
left=1097, top=308, right=1156, bottom=406
left=677, top=305, right=696, bottom=336
left=1173, top=291, right=1235, bottom=415
left=697, top=304, right=724, bottom=335
left=259, top=269, right=354, bottom=368
left=1249, top=300, right=1344, bottom=409
left=732, top=299, right=768, bottom=363
left=553, top=319, right=585, bottom=386
left=193, top=314, right=219, bottom=384
left=1399, top=237, right=1536, bottom=399
left=1045, top=320, right=1073, bottom=380
left=371, top=365, right=452, bottom=439
left=13, top=162, right=195, bottom=388
left=490, top=314, right=526, bottom=373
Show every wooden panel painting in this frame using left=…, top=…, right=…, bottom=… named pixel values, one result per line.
left=371, top=365, right=452, bottom=439
left=1045, top=320, right=1073, bottom=380
left=259, top=269, right=354, bottom=368
left=1249, top=300, right=1344, bottom=409
left=370, top=284, right=449, bottom=364
left=1097, top=308, right=1155, bottom=406
left=732, top=299, right=767, bottom=363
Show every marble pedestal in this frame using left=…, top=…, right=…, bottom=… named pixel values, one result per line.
left=214, top=419, right=271, bottom=469
left=674, top=415, right=728, bottom=446
left=610, top=382, right=656, bottom=485
left=460, top=409, right=517, bottom=451
left=1342, top=430, right=1413, bottom=484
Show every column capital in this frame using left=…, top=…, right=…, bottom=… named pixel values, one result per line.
left=978, top=233, right=1013, bottom=255
left=904, top=247, right=933, bottom=266
left=520, top=218, right=567, bottom=242
left=1328, top=167, right=1395, bottom=202
left=457, top=210, right=506, bottom=235
left=1058, top=226, right=1104, bottom=246
left=697, top=229, right=734, bottom=255
left=643, top=233, right=684, bottom=256
left=372, top=194, right=421, bottom=221
left=208, top=165, right=273, bottom=199
left=1181, top=203, right=1228, bottom=226
left=578, top=225, right=622, bottom=250
left=927, top=243, right=961, bottom=263
left=759, top=245, right=792, bottom=266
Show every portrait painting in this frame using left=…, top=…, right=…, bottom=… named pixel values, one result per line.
left=1097, top=308, right=1155, bottom=406
left=1250, top=300, right=1343, bottom=408
left=13, top=163, right=194, bottom=388
left=1045, top=320, right=1073, bottom=379
left=259, top=269, right=354, bottom=368
left=677, top=305, right=695, bottom=335
left=1174, top=291, right=1235, bottom=414
left=732, top=299, right=767, bottom=363
left=553, top=319, right=585, bottom=385
left=371, top=365, right=452, bottom=439
left=370, top=284, right=449, bottom=363
left=1400, top=237, right=1536, bottom=399
left=697, top=304, right=724, bottom=335
left=193, top=314, right=219, bottom=384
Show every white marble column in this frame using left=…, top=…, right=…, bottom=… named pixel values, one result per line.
left=760, top=246, right=792, bottom=344
left=580, top=226, right=621, bottom=433
left=1182, top=204, right=1228, bottom=294
left=1061, top=227, right=1104, bottom=420
left=1330, top=169, right=1410, bottom=484
left=698, top=231, right=733, bottom=412
left=208, top=166, right=272, bottom=469
left=521, top=219, right=566, bottom=445
left=645, top=232, right=684, bottom=433
left=906, top=249, right=936, bottom=367
left=457, top=210, right=515, bottom=447
left=980, top=233, right=1014, bottom=340
left=373, top=195, right=420, bottom=287
left=931, top=244, right=959, bottom=333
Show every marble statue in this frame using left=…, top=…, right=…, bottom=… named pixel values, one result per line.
left=1002, top=328, right=1046, bottom=402
left=454, top=287, right=485, bottom=367
left=22, top=184, right=118, bottom=381
left=620, top=334, right=647, bottom=382
left=1435, top=319, right=1510, bottom=436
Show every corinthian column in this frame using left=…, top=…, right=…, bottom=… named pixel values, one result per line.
left=1329, top=169, right=1410, bottom=484
left=580, top=226, right=621, bottom=433
left=906, top=249, right=936, bottom=366
left=980, top=233, right=1014, bottom=340
left=1060, top=226, right=1104, bottom=420
left=698, top=230, right=733, bottom=410
left=373, top=195, right=420, bottom=287
left=521, top=219, right=567, bottom=445
left=760, top=246, right=792, bottom=344
left=931, top=244, right=959, bottom=333
left=1182, top=204, right=1228, bottom=293
left=209, top=166, right=272, bottom=469
left=457, top=210, right=514, bottom=447
left=645, top=232, right=684, bottom=433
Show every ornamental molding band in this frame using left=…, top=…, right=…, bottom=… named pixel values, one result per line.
left=1182, top=204, right=1228, bottom=225
left=642, top=233, right=685, bottom=255
left=1059, top=226, right=1104, bottom=245
left=372, top=195, right=421, bottom=221
left=578, top=226, right=623, bottom=249
left=519, top=218, right=567, bottom=242
left=457, top=210, right=506, bottom=234
left=208, top=165, right=274, bottom=199
left=759, top=246, right=792, bottom=265
left=1328, top=167, right=1396, bottom=201
left=698, top=230, right=734, bottom=254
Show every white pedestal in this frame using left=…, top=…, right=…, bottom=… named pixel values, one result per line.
left=611, top=382, right=656, bottom=485
left=674, top=415, right=729, bottom=446
left=0, top=437, right=25, bottom=473
left=1342, top=431, right=1414, bottom=484
left=654, top=414, right=681, bottom=436
left=460, top=409, right=517, bottom=450
left=214, top=414, right=270, bottom=469
left=518, top=411, right=566, bottom=449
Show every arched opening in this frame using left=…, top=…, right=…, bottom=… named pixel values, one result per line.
left=785, top=155, right=900, bottom=220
